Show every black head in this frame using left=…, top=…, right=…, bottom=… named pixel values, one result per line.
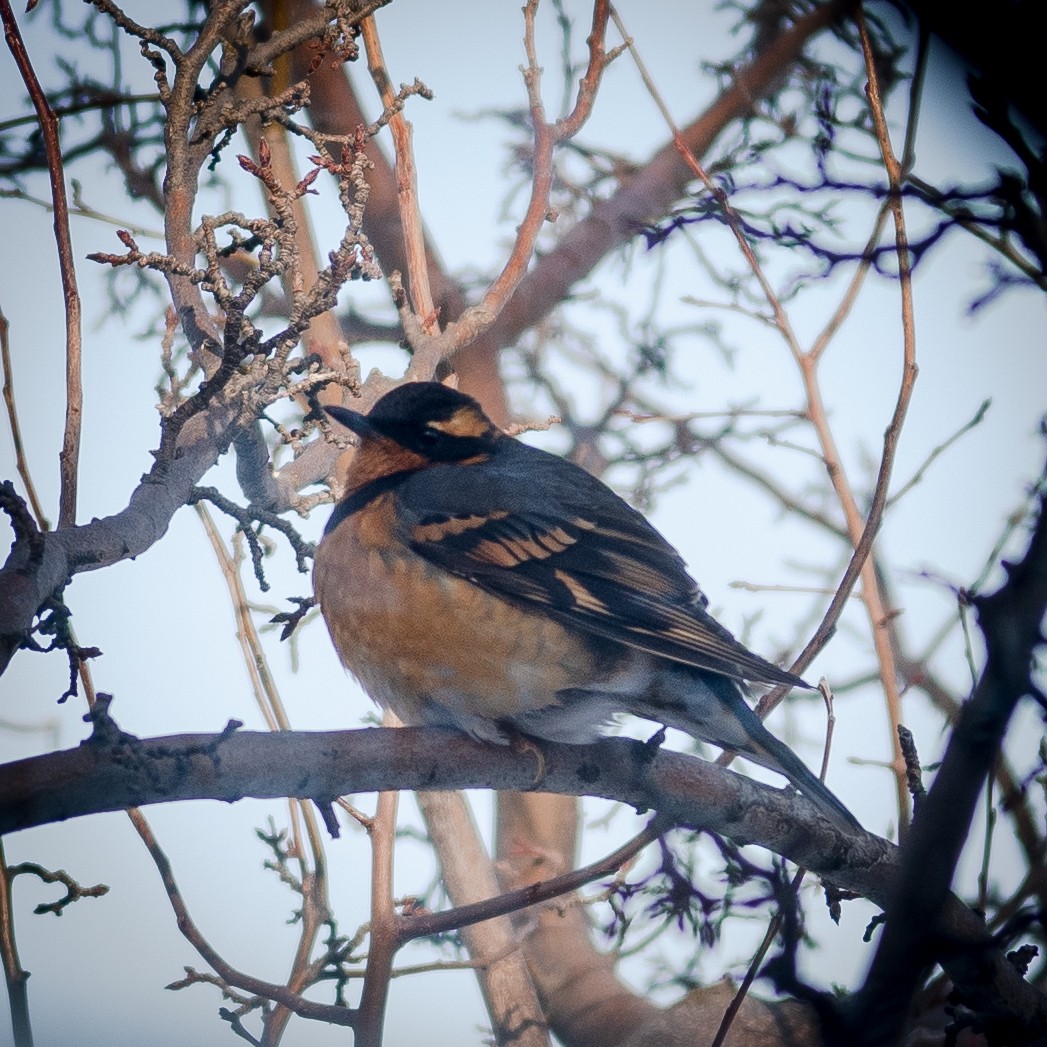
left=326, top=382, right=502, bottom=462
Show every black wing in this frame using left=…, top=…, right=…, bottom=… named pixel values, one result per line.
left=398, top=443, right=807, bottom=689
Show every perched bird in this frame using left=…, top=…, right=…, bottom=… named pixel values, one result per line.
left=314, top=382, right=858, bottom=831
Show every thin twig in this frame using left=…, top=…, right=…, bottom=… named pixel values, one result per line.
left=711, top=679, right=841, bottom=1045
left=0, top=307, right=49, bottom=530
left=398, top=813, right=670, bottom=944
left=194, top=503, right=331, bottom=1044
left=886, top=399, right=990, bottom=508
left=1, top=0, right=83, bottom=527
left=710, top=874, right=801, bottom=1047
left=830, top=4, right=919, bottom=829
left=230, top=62, right=346, bottom=382
left=360, top=14, right=436, bottom=328
left=0, top=839, right=33, bottom=1047
left=404, top=0, right=614, bottom=373
left=808, top=199, right=892, bottom=362
left=612, top=5, right=914, bottom=828
left=126, top=807, right=355, bottom=1027
left=354, top=781, right=398, bottom=1047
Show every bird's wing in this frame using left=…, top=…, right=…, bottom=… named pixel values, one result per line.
left=399, top=449, right=807, bottom=689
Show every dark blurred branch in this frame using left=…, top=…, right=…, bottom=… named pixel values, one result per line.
left=848, top=462, right=1047, bottom=1045
left=0, top=89, right=158, bottom=134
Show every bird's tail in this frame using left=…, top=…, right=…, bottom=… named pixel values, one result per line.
left=646, top=669, right=861, bottom=833
left=736, top=711, right=861, bottom=832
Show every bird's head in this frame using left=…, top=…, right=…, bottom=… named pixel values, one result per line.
left=326, top=383, right=503, bottom=486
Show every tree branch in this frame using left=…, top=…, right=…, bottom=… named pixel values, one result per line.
left=0, top=399, right=239, bottom=674
left=465, top=0, right=849, bottom=362
left=848, top=464, right=1047, bottom=1045
left=417, top=790, right=549, bottom=1047
left=2, top=720, right=1043, bottom=1036
left=1, top=0, right=83, bottom=527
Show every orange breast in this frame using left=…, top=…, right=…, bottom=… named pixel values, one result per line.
left=313, top=495, right=604, bottom=739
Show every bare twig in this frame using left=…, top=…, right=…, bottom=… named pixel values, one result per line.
left=886, top=399, right=990, bottom=508
left=404, top=0, right=616, bottom=376
left=399, top=813, right=669, bottom=944
left=359, top=14, right=435, bottom=327
left=195, top=502, right=331, bottom=1044
left=613, top=3, right=916, bottom=829
left=711, top=679, right=842, bottom=1046
left=230, top=53, right=346, bottom=380
left=710, top=869, right=806, bottom=1047
left=0, top=840, right=32, bottom=1047
left=1, top=0, right=83, bottom=527
left=816, top=4, right=919, bottom=829
left=5, top=862, right=108, bottom=916
left=0, top=308, right=49, bottom=530
left=354, top=783, right=398, bottom=1047
left=126, top=808, right=355, bottom=1028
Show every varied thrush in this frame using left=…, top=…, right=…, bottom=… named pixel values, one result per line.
left=314, top=382, right=858, bottom=831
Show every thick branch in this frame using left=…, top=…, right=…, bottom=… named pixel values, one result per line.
left=2, top=723, right=1042, bottom=1035
left=417, top=790, right=549, bottom=1047
left=0, top=727, right=858, bottom=858
left=496, top=791, right=661, bottom=1047
left=0, top=403, right=238, bottom=674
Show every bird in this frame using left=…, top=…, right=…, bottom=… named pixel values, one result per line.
left=313, top=381, right=859, bottom=831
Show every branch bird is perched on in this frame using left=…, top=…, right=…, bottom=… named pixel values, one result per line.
left=314, top=382, right=859, bottom=831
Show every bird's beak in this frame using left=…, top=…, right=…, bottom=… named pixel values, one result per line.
left=326, top=404, right=380, bottom=440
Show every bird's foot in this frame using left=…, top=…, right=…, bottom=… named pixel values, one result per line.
left=507, top=732, right=547, bottom=786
